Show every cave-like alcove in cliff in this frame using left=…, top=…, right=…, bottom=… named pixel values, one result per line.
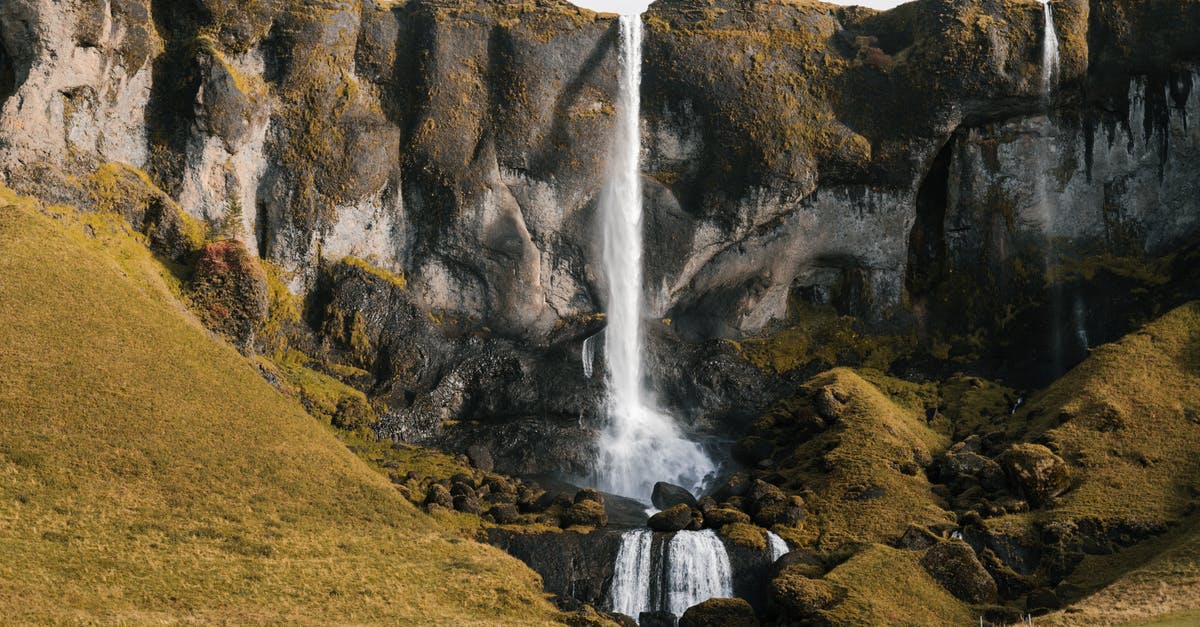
left=905, top=136, right=955, bottom=302
left=0, top=35, right=15, bottom=107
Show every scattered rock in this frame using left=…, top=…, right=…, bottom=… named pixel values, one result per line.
left=452, top=494, right=484, bottom=515
left=704, top=507, right=751, bottom=528
left=711, top=472, right=752, bottom=501
left=997, top=444, right=1072, bottom=507
left=648, top=504, right=696, bottom=532
left=1026, top=587, right=1061, bottom=612
left=747, top=480, right=787, bottom=514
left=896, top=524, right=941, bottom=551
left=465, top=445, right=494, bottom=472
left=424, top=484, right=452, bottom=509
left=735, top=436, right=776, bottom=465
left=679, top=597, right=758, bottom=627
left=488, top=503, right=520, bottom=525
left=919, top=540, right=998, bottom=604
left=769, top=569, right=841, bottom=624
left=754, top=494, right=805, bottom=527
left=652, top=482, right=699, bottom=510
left=561, top=499, right=607, bottom=528
left=574, top=488, right=605, bottom=506
left=638, top=611, right=678, bottom=627
left=813, top=386, right=845, bottom=423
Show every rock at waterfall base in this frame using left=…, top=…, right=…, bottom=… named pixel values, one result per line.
left=648, top=504, right=699, bottom=532
left=652, top=481, right=699, bottom=510
left=679, top=598, right=759, bottom=627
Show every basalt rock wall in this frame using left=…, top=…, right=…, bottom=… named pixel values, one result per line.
left=1, top=0, right=1198, bottom=467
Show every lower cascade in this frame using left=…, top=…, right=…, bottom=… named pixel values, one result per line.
left=609, top=529, right=734, bottom=619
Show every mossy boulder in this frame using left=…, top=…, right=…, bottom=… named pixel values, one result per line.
left=561, top=499, right=607, bottom=528
left=918, top=540, right=998, bottom=604
left=705, top=507, right=751, bottom=528
left=769, top=569, right=843, bottom=624
left=719, top=522, right=767, bottom=551
left=678, top=597, right=758, bottom=627
left=997, top=443, right=1072, bottom=508
left=191, top=239, right=269, bottom=348
left=648, top=503, right=699, bottom=532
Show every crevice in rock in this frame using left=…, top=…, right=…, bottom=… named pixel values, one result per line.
left=905, top=135, right=956, bottom=304
left=0, top=34, right=15, bottom=107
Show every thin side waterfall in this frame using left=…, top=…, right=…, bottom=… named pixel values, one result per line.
left=581, top=334, right=596, bottom=379
left=767, top=531, right=789, bottom=562
left=1041, top=1, right=1060, bottom=93
left=1039, top=0, right=1065, bottom=374
left=607, top=529, right=734, bottom=620
left=592, top=14, right=716, bottom=503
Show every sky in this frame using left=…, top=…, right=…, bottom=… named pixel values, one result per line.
left=575, top=0, right=908, bottom=14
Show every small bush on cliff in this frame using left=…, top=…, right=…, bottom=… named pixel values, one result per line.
left=190, top=239, right=269, bottom=349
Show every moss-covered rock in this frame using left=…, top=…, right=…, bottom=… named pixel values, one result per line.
left=919, top=539, right=999, bottom=604
left=190, top=239, right=269, bottom=348
left=678, top=597, right=758, bottom=627
left=997, top=443, right=1072, bottom=508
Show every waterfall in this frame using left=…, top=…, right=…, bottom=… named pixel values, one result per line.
left=767, top=531, right=789, bottom=562
left=1041, top=1, right=1060, bottom=93
left=608, top=529, right=733, bottom=620
left=593, top=14, right=716, bottom=503
left=582, top=334, right=596, bottom=379
left=610, top=529, right=655, bottom=618
left=661, top=530, right=734, bottom=617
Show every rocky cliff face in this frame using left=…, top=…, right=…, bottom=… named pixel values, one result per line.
left=1, top=0, right=1198, bottom=470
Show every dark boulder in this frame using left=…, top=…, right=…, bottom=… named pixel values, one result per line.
left=424, top=484, right=453, bottom=510
left=452, top=494, right=484, bottom=515
left=465, top=445, right=494, bottom=472
left=652, top=481, right=699, bottom=510
left=753, top=493, right=805, bottom=527
left=735, top=436, right=776, bottom=465
left=574, top=488, right=605, bottom=506
left=488, top=503, right=520, bottom=525
left=711, top=472, right=752, bottom=501
left=747, top=480, right=787, bottom=514
left=919, top=540, right=998, bottom=604
left=679, top=598, right=758, bottom=627
left=639, top=611, right=678, bottom=627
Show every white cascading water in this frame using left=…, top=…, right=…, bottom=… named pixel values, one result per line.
left=608, top=529, right=734, bottom=619
left=661, top=530, right=734, bottom=617
left=767, top=531, right=790, bottom=562
left=592, top=14, right=716, bottom=502
left=581, top=334, right=597, bottom=379
left=1039, top=0, right=1065, bottom=372
left=609, top=529, right=654, bottom=618
left=1041, top=1, right=1060, bottom=93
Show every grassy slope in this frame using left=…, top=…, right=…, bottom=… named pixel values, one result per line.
left=1046, top=516, right=1200, bottom=625
left=1005, top=302, right=1200, bottom=624
left=0, top=190, right=560, bottom=624
left=1014, top=302, right=1200, bottom=526
left=772, top=368, right=952, bottom=547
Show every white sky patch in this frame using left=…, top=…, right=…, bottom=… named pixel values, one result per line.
left=575, top=0, right=909, bottom=15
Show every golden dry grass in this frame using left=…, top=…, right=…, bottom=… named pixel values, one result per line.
left=0, top=188, right=561, bottom=624
left=1045, top=516, right=1200, bottom=626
